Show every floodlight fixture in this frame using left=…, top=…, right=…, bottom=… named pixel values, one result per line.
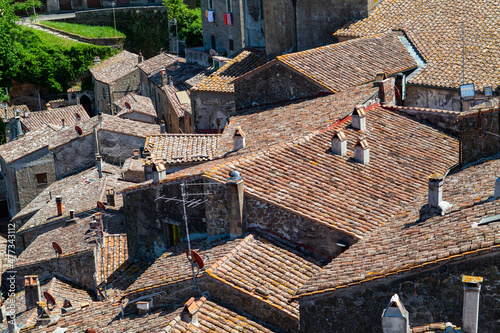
left=460, top=83, right=475, bottom=101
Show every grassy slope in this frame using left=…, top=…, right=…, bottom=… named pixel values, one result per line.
left=39, top=21, right=126, bottom=38
left=22, top=25, right=83, bottom=47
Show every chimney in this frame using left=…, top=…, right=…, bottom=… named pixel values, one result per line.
left=106, top=188, right=115, bottom=207
left=61, top=299, right=75, bottom=314
left=138, top=52, right=144, bottom=63
left=152, top=161, right=166, bottom=183
left=136, top=299, right=153, bottom=315
left=65, top=210, right=76, bottom=226
left=494, top=176, right=500, bottom=198
left=56, top=196, right=63, bottom=216
left=374, top=73, right=396, bottom=105
left=462, top=275, right=483, bottom=333
left=161, top=69, right=168, bottom=87
left=226, top=170, right=245, bottom=238
left=13, top=116, right=23, bottom=139
left=90, top=213, right=102, bottom=229
left=351, top=106, right=366, bottom=131
left=353, top=138, right=369, bottom=165
left=169, top=76, right=174, bottom=87
left=381, top=294, right=410, bottom=333
left=160, top=120, right=166, bottom=134
left=93, top=56, right=101, bottom=66
left=23, top=109, right=29, bottom=118
left=61, top=118, right=65, bottom=128
left=96, top=154, right=103, bottom=179
left=181, top=297, right=200, bottom=326
left=331, top=130, right=347, bottom=156
left=233, top=127, right=246, bottom=151
left=24, top=275, right=42, bottom=310
left=160, top=48, right=164, bottom=54
left=428, top=174, right=451, bottom=215
left=0, top=304, right=6, bottom=323
left=7, top=316, right=18, bottom=333
left=76, top=112, right=81, bottom=124
left=98, top=112, right=103, bottom=128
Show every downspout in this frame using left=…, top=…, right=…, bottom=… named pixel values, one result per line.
left=292, top=0, right=298, bottom=51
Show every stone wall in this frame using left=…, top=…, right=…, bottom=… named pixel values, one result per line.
left=199, top=276, right=299, bottom=332
left=12, top=250, right=97, bottom=292
left=119, top=112, right=156, bottom=124
left=53, top=133, right=95, bottom=179
left=406, top=85, right=462, bottom=111
left=459, top=108, right=500, bottom=166
left=191, top=90, right=235, bottom=130
left=201, top=0, right=244, bottom=56
left=388, top=106, right=461, bottom=135
left=234, top=61, right=327, bottom=110
left=263, top=0, right=294, bottom=58
left=94, top=80, right=112, bottom=115
left=98, top=130, right=147, bottom=165
left=110, top=69, right=141, bottom=114
left=243, top=0, right=265, bottom=47
left=299, top=254, right=500, bottom=333
left=124, top=280, right=201, bottom=309
left=185, top=47, right=212, bottom=67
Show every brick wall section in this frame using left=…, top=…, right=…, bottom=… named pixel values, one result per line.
left=201, top=0, right=244, bottom=56
left=459, top=108, right=500, bottom=166
left=298, top=254, right=500, bottom=333
left=12, top=250, right=97, bottom=292
left=191, top=90, right=235, bottom=130
left=199, top=277, right=298, bottom=332
left=234, top=61, right=328, bottom=110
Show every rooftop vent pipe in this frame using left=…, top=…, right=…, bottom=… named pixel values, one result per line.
left=353, top=138, right=369, bottom=165
left=331, top=130, right=347, bottom=156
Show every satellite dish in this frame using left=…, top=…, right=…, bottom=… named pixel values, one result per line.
left=124, top=102, right=131, bottom=109
left=76, top=112, right=81, bottom=118
left=44, top=291, right=56, bottom=306
left=52, top=242, right=63, bottom=255
left=97, top=201, right=106, bottom=211
left=209, top=49, right=217, bottom=57
left=75, top=126, right=83, bottom=135
left=186, top=249, right=204, bottom=269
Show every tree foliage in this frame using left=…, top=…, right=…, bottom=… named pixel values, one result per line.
left=163, top=0, right=203, bottom=47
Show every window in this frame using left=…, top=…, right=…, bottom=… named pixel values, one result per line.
left=226, top=0, right=231, bottom=12
left=102, top=87, right=106, bottom=99
left=208, top=0, right=213, bottom=10
left=36, top=173, right=47, bottom=185
left=211, top=35, right=216, bottom=50
left=166, top=223, right=180, bottom=246
left=229, top=39, right=234, bottom=51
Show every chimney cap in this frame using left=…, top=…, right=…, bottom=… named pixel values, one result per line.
left=375, top=72, right=387, bottom=81
left=354, top=138, right=369, bottom=149
left=233, top=126, right=245, bottom=138
left=228, top=170, right=241, bottom=181
left=352, top=106, right=366, bottom=117
left=332, top=130, right=346, bottom=141
left=184, top=297, right=199, bottom=315
left=153, top=162, right=166, bottom=172
left=462, top=275, right=483, bottom=284
left=428, top=173, right=444, bottom=182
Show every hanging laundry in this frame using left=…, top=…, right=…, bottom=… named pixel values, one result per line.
left=224, top=13, right=228, bottom=25
left=227, top=12, right=232, bottom=26
left=208, top=10, right=215, bottom=22
left=205, top=9, right=208, bottom=18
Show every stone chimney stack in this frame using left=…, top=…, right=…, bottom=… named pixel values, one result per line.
left=169, top=76, right=174, bottom=87
left=428, top=174, right=451, bottom=215
left=160, top=120, right=166, bottom=134
left=56, top=196, right=63, bottom=216
left=152, top=161, right=166, bottom=183
left=23, top=109, right=29, bottom=118
left=24, top=275, right=42, bottom=310
left=136, top=299, right=153, bottom=316
left=161, top=69, right=168, bottom=87
left=331, top=130, right=347, bottom=156
left=226, top=170, right=245, bottom=238
left=13, top=115, right=23, bottom=139
left=233, top=126, right=246, bottom=151
left=381, top=294, right=410, bottom=333
left=61, top=118, right=65, bottom=128
left=7, top=316, right=18, bottom=333
left=351, top=106, right=366, bottom=131
left=462, top=275, right=483, bottom=333
left=353, top=138, right=369, bottom=165
left=138, top=52, right=144, bottom=63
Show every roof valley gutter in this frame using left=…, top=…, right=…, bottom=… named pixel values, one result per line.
left=397, top=34, right=425, bottom=81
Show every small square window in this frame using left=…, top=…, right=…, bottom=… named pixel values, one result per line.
left=102, top=87, right=106, bottom=99
left=226, top=0, right=232, bottom=12
left=36, top=173, right=47, bottom=184
left=208, top=0, right=213, bottom=10
left=229, top=39, right=234, bottom=51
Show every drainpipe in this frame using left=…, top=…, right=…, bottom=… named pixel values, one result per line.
left=292, top=0, right=298, bottom=51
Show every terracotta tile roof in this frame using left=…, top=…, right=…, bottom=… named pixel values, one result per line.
left=411, top=322, right=462, bottom=333
left=97, top=233, right=129, bottom=285
left=137, top=52, right=185, bottom=76
left=0, top=104, right=30, bottom=122
left=264, top=32, right=416, bottom=93
left=0, top=123, right=58, bottom=164
left=193, top=51, right=267, bottom=93
left=20, top=105, right=90, bottom=132
left=163, top=84, right=192, bottom=118
left=206, top=234, right=322, bottom=318
left=123, top=237, right=242, bottom=295
left=143, top=134, right=221, bottom=165
left=295, top=157, right=500, bottom=298
left=0, top=277, right=94, bottom=331
left=90, top=50, right=140, bottom=84
left=114, top=93, right=157, bottom=118
left=16, top=218, right=97, bottom=267
left=334, top=0, right=500, bottom=90
left=16, top=165, right=133, bottom=233
left=49, top=113, right=160, bottom=149
left=207, top=105, right=458, bottom=238
left=215, top=84, right=379, bottom=157
left=150, top=64, right=211, bottom=89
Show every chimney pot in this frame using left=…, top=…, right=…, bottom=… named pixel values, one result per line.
left=138, top=52, right=144, bottom=63
left=96, top=154, right=103, bottom=179
left=351, top=106, right=366, bottom=131
left=353, top=138, right=369, bottom=165
left=233, top=126, right=246, bottom=151
left=56, top=196, right=63, bottom=216
left=152, top=161, right=166, bottom=183
left=106, top=188, right=115, bottom=207
left=462, top=275, right=483, bottom=333
left=428, top=174, right=451, bottom=215
left=61, top=118, right=65, bottom=128
left=331, top=130, right=347, bottom=156
left=381, top=294, right=410, bottom=333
